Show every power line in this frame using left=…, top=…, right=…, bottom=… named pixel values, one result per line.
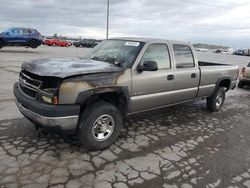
left=106, top=0, right=109, bottom=39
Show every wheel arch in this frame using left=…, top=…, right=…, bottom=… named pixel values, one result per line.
left=75, top=86, right=131, bottom=117
left=28, top=38, right=38, bottom=43
left=214, top=76, right=232, bottom=93
left=0, top=38, right=6, bottom=44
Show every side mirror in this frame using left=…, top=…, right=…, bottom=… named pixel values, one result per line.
left=137, top=61, right=158, bottom=72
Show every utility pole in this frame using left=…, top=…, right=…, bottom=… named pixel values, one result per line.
left=106, top=0, right=109, bottom=39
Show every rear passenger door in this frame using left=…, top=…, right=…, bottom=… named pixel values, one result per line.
left=21, top=29, right=32, bottom=42
left=172, top=44, right=200, bottom=103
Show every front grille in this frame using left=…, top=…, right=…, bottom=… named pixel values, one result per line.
left=19, top=71, right=43, bottom=99
left=19, top=83, right=37, bottom=98
left=20, top=71, right=42, bottom=87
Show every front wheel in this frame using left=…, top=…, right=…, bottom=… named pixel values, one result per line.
left=207, top=87, right=225, bottom=112
left=78, top=101, right=123, bottom=150
left=0, top=40, right=4, bottom=49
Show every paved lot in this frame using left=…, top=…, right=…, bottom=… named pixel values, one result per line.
left=0, top=46, right=250, bottom=188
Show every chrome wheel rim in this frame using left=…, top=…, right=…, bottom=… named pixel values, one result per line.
left=92, top=114, right=115, bottom=141
left=216, top=92, right=223, bottom=108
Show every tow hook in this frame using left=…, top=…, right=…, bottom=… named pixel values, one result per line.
left=36, top=127, right=49, bottom=138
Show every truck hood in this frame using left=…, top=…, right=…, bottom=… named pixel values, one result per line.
left=21, top=57, right=124, bottom=78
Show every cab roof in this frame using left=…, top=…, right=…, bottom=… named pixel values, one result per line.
left=109, top=37, right=191, bottom=45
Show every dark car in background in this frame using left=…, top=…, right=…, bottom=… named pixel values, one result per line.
left=73, top=39, right=101, bottom=48
left=0, top=27, right=43, bottom=49
left=233, top=49, right=246, bottom=56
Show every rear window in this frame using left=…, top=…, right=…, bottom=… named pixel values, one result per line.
left=22, top=29, right=32, bottom=35
left=173, top=44, right=195, bottom=68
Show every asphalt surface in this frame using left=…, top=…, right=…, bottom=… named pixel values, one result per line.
left=0, top=46, right=250, bottom=188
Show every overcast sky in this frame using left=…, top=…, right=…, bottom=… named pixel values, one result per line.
left=0, top=0, right=250, bottom=48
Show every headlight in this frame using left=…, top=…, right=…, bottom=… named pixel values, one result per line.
left=41, top=95, right=59, bottom=104
left=40, top=88, right=59, bottom=104
left=42, top=96, right=53, bottom=104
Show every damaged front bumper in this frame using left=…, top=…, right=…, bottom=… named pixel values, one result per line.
left=13, top=83, right=80, bottom=133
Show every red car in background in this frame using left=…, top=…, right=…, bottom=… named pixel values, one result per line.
left=43, top=38, right=72, bottom=47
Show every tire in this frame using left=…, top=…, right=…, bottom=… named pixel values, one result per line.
left=78, top=101, right=123, bottom=150
left=238, top=81, right=245, bottom=88
left=29, top=40, right=39, bottom=49
left=207, top=87, right=225, bottom=112
left=0, top=40, right=4, bottom=49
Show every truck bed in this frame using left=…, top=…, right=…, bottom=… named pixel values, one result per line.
left=198, top=61, right=229, bottom=66
left=195, top=62, right=239, bottom=98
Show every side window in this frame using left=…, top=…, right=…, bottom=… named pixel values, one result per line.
left=173, top=44, right=195, bottom=68
left=141, top=44, right=171, bottom=69
left=22, top=29, right=30, bottom=35
left=10, top=29, right=16, bottom=35
left=10, top=29, right=21, bottom=36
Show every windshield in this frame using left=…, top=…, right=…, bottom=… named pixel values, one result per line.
left=89, top=39, right=144, bottom=68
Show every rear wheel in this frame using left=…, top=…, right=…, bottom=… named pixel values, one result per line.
left=29, top=40, right=39, bottom=49
left=0, top=40, right=4, bottom=49
left=207, top=87, right=225, bottom=112
left=78, top=101, right=123, bottom=150
left=238, top=81, right=245, bottom=88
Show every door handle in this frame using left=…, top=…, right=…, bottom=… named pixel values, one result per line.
left=167, top=74, right=175, bottom=80
left=191, top=73, right=197, bottom=78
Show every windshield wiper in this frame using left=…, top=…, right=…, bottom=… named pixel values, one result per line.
left=91, top=56, right=123, bottom=67
left=90, top=56, right=105, bottom=62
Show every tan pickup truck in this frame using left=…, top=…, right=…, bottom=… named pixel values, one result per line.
left=14, top=37, right=239, bottom=150
left=238, top=62, right=250, bottom=88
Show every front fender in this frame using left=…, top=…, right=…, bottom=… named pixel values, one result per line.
left=75, top=86, right=131, bottom=113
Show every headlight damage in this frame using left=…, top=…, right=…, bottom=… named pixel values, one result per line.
left=18, top=70, right=61, bottom=104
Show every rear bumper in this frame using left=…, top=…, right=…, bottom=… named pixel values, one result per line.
left=14, top=82, right=80, bottom=132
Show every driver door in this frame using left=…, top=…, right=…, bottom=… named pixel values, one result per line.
left=131, top=43, right=175, bottom=112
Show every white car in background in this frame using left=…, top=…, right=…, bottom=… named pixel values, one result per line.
left=238, top=62, right=250, bottom=88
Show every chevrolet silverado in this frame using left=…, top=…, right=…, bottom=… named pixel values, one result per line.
left=14, top=38, right=239, bottom=150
